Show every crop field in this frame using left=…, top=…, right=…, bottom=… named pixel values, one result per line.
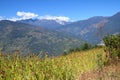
left=0, top=48, right=117, bottom=80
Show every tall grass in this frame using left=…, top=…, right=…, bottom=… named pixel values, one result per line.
left=0, top=48, right=106, bottom=80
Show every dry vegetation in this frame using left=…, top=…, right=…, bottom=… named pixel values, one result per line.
left=0, top=48, right=119, bottom=80
left=80, top=61, right=120, bottom=80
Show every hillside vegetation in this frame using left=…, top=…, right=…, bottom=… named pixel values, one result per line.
left=0, top=48, right=106, bottom=80
left=0, top=20, right=83, bottom=55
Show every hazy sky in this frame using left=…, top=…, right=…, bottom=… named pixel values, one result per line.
left=0, top=0, right=120, bottom=21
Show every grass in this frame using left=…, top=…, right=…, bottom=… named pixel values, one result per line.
left=0, top=48, right=109, bottom=80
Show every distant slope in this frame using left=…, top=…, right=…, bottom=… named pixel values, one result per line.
left=0, top=20, right=83, bottom=55
left=103, top=12, right=120, bottom=35
left=57, top=12, right=120, bottom=44
left=57, top=16, right=107, bottom=44
left=18, top=19, right=71, bottom=29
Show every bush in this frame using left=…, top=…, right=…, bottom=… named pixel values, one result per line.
left=103, top=34, right=120, bottom=63
left=81, top=42, right=92, bottom=50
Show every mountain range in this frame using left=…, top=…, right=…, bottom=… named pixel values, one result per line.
left=57, top=12, right=120, bottom=44
left=0, top=20, right=83, bottom=55
left=20, top=12, right=120, bottom=44
left=18, top=19, right=71, bottom=29
left=0, top=12, right=120, bottom=55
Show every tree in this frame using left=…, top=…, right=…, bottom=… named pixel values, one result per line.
left=103, top=34, right=120, bottom=63
left=81, top=42, right=91, bottom=50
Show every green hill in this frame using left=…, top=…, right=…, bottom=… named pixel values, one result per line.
left=0, top=20, right=83, bottom=55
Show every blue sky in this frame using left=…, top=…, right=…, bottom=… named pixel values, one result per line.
left=0, top=0, right=120, bottom=21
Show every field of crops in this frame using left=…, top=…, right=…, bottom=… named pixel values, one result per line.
left=0, top=48, right=106, bottom=80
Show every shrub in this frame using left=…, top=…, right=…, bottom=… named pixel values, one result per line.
left=103, top=34, right=120, bottom=63
left=81, top=42, right=92, bottom=50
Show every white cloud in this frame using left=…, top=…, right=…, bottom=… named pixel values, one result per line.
left=8, top=17, right=22, bottom=21
left=8, top=11, right=71, bottom=22
left=8, top=11, right=39, bottom=21
left=0, top=16, right=4, bottom=20
left=39, top=15, right=70, bottom=22
left=17, top=11, right=38, bottom=19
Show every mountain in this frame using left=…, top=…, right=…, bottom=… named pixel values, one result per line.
left=57, top=12, right=120, bottom=44
left=0, top=20, right=83, bottom=55
left=57, top=16, right=107, bottom=44
left=0, top=12, right=120, bottom=55
left=18, top=19, right=71, bottom=29
left=103, top=12, right=120, bottom=35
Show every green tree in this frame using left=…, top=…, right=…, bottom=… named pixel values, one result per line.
left=103, top=34, right=120, bottom=63
left=81, top=42, right=91, bottom=50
